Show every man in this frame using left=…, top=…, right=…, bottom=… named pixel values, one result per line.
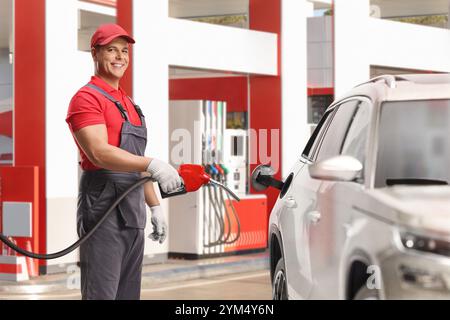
left=66, top=24, right=181, bottom=300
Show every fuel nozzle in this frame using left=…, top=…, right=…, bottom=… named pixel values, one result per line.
left=210, top=164, right=219, bottom=180
left=219, top=164, right=229, bottom=176
left=159, top=164, right=240, bottom=201
left=213, top=164, right=225, bottom=182
left=179, top=164, right=211, bottom=192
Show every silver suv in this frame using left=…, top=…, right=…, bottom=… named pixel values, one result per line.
left=254, top=74, right=450, bottom=299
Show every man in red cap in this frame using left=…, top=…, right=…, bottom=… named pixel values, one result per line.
left=66, top=24, right=181, bottom=300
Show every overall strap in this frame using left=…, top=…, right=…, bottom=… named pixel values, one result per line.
left=126, top=96, right=145, bottom=118
left=85, top=83, right=129, bottom=121
left=126, top=95, right=146, bottom=126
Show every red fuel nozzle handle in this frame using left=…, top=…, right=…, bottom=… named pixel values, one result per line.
left=159, top=164, right=210, bottom=198
left=160, top=164, right=240, bottom=201
left=178, top=164, right=211, bottom=192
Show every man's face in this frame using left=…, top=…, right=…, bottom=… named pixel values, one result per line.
left=92, top=37, right=129, bottom=81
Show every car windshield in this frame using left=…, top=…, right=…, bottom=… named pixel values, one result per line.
left=375, top=99, right=450, bottom=188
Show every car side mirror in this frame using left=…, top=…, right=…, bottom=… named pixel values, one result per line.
left=308, top=155, right=362, bottom=182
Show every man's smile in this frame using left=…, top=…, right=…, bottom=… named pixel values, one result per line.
left=112, top=63, right=125, bottom=69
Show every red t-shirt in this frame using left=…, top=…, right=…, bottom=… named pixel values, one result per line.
left=66, top=76, right=142, bottom=171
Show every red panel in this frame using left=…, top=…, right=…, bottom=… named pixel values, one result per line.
left=249, top=0, right=281, bottom=217
left=224, top=197, right=268, bottom=252
left=169, top=77, right=248, bottom=112
left=0, top=111, right=12, bottom=138
left=0, top=166, right=39, bottom=276
left=80, top=0, right=116, bottom=7
left=308, top=87, right=334, bottom=96
left=15, top=0, right=46, bottom=270
left=0, top=167, right=38, bottom=200
left=0, top=264, right=22, bottom=274
left=249, top=0, right=281, bottom=76
left=117, top=0, right=133, bottom=96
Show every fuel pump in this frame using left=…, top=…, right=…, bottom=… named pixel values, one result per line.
left=168, top=100, right=264, bottom=258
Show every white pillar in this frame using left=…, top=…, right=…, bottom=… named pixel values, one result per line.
left=281, top=0, right=312, bottom=178
left=334, top=0, right=370, bottom=98
left=133, top=0, right=169, bottom=163
left=133, top=0, right=170, bottom=257
left=45, top=0, right=81, bottom=268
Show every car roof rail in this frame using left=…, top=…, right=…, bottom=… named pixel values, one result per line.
left=356, top=75, right=409, bottom=89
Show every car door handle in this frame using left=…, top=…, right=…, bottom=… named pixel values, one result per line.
left=284, top=196, right=297, bottom=208
left=308, top=211, right=321, bottom=224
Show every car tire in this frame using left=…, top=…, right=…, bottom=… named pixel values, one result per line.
left=354, top=286, right=380, bottom=300
left=272, top=258, right=288, bottom=300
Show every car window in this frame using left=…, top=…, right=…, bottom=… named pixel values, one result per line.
left=375, top=99, right=450, bottom=188
left=301, top=109, right=334, bottom=161
left=341, top=100, right=371, bottom=179
left=315, top=100, right=359, bottom=162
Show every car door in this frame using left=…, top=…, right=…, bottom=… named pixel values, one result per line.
left=307, top=98, right=372, bottom=299
left=279, top=108, right=336, bottom=299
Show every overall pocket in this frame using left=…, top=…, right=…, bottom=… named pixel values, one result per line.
left=114, top=181, right=146, bottom=228
left=84, top=180, right=117, bottom=229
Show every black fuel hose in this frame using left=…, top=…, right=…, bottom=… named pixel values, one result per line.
left=216, top=174, right=233, bottom=244
left=220, top=188, right=241, bottom=245
left=212, top=183, right=225, bottom=241
left=205, top=177, right=241, bottom=246
left=1, top=173, right=241, bottom=258
left=0, top=176, right=153, bottom=260
left=204, top=184, right=225, bottom=248
left=221, top=187, right=232, bottom=243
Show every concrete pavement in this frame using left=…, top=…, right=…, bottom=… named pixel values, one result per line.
left=0, top=251, right=270, bottom=297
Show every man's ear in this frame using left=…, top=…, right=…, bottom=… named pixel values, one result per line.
left=91, top=47, right=97, bottom=61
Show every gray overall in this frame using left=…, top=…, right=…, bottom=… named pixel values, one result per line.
left=77, top=84, right=147, bottom=300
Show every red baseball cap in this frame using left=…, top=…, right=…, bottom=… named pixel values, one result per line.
left=90, top=23, right=135, bottom=48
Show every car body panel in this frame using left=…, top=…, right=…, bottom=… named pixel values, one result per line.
left=308, top=181, right=364, bottom=299
left=269, top=74, right=450, bottom=300
left=366, top=187, right=450, bottom=234
left=279, top=159, right=316, bottom=299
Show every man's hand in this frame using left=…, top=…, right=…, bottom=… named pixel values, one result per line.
left=149, top=205, right=167, bottom=244
left=146, top=158, right=182, bottom=193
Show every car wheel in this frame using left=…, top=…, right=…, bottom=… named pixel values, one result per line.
left=272, top=258, right=288, bottom=300
left=354, top=286, right=380, bottom=300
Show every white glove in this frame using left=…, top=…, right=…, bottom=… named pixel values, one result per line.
left=146, top=158, right=182, bottom=194
left=149, top=205, right=167, bottom=244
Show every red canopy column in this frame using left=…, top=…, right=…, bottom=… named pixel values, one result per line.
left=249, top=0, right=282, bottom=216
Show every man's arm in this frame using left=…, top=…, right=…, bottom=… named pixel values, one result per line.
left=74, top=123, right=182, bottom=193
left=143, top=171, right=166, bottom=244
left=74, top=124, right=151, bottom=172
left=142, top=172, right=160, bottom=207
